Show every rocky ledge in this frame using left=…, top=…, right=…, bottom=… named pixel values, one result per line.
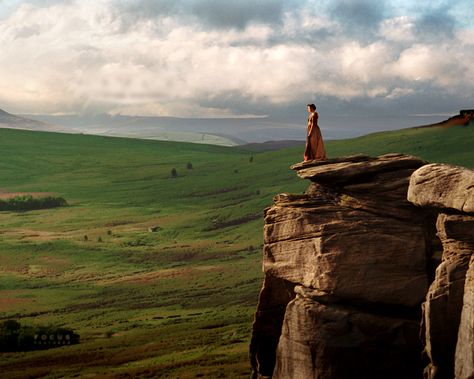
left=250, top=154, right=474, bottom=379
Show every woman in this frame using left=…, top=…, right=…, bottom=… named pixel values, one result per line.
left=304, top=103, right=327, bottom=161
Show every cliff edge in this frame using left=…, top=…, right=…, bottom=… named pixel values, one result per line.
left=250, top=154, right=474, bottom=379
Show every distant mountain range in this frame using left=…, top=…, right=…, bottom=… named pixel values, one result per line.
left=0, top=108, right=57, bottom=131
left=0, top=107, right=470, bottom=147
left=22, top=112, right=309, bottom=145
left=0, top=109, right=309, bottom=146
left=0, top=107, right=307, bottom=150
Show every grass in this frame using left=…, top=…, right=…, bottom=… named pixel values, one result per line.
left=326, top=122, right=474, bottom=167
left=0, top=123, right=472, bottom=378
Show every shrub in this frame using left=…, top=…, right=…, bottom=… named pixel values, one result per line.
left=0, top=195, right=67, bottom=212
left=249, top=156, right=253, bottom=162
left=186, top=162, right=193, bottom=169
left=171, top=168, right=178, bottom=178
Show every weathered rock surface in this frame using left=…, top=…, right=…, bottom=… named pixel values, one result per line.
left=292, top=153, right=426, bottom=186
left=455, top=255, right=474, bottom=379
left=250, top=273, right=295, bottom=378
left=251, top=156, right=474, bottom=379
left=273, top=290, right=422, bottom=379
left=250, top=154, right=434, bottom=379
left=422, top=214, right=474, bottom=378
left=264, top=194, right=427, bottom=307
left=408, top=163, right=474, bottom=213
left=405, top=163, right=474, bottom=379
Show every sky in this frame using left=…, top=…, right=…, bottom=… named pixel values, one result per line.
left=0, top=0, right=473, bottom=135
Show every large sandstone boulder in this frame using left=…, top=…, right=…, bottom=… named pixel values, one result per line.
left=422, top=214, right=474, bottom=378
left=408, top=163, right=474, bottom=213
left=273, top=288, right=423, bottom=379
left=251, top=154, right=433, bottom=378
left=251, top=156, right=474, bottom=379
left=407, top=163, right=474, bottom=379
left=250, top=273, right=296, bottom=378
left=264, top=193, right=427, bottom=307
left=292, top=153, right=425, bottom=186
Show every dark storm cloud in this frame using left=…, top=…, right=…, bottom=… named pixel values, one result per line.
left=328, top=0, right=385, bottom=38
left=117, top=0, right=180, bottom=19
left=415, top=7, right=456, bottom=40
left=190, top=0, right=288, bottom=29
left=118, top=0, right=298, bottom=29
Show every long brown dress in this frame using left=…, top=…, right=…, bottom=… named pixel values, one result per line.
left=304, top=111, right=327, bottom=161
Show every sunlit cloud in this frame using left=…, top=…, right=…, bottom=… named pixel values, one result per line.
left=0, top=0, right=472, bottom=119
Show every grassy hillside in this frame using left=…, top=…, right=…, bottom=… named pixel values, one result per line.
left=327, top=123, right=474, bottom=167
left=0, top=124, right=472, bottom=378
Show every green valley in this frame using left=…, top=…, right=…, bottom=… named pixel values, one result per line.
left=0, top=123, right=472, bottom=378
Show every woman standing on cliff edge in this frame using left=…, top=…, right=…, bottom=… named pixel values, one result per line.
left=304, top=103, right=327, bottom=161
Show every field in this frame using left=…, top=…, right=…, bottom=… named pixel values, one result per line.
left=0, top=123, right=472, bottom=378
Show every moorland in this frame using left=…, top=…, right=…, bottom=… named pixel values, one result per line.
left=0, top=122, right=473, bottom=378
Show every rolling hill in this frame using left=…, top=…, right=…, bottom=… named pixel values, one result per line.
left=0, top=122, right=472, bottom=378
left=0, top=108, right=55, bottom=131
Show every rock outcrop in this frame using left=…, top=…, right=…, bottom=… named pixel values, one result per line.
left=409, top=164, right=474, bottom=379
left=250, top=155, right=474, bottom=379
left=408, top=163, right=474, bottom=213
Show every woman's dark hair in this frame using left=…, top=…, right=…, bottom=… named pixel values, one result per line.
left=307, top=103, right=316, bottom=111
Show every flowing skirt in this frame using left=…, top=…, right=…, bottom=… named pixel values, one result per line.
left=304, top=126, right=327, bottom=161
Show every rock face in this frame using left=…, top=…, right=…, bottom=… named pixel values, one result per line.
left=250, top=154, right=434, bottom=379
left=408, top=163, right=474, bottom=213
left=274, top=286, right=422, bottom=379
left=250, top=155, right=474, bottom=379
left=409, top=164, right=474, bottom=379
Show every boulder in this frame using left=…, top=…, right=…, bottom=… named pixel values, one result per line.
left=250, top=154, right=434, bottom=378
left=273, top=290, right=423, bottom=379
left=292, top=153, right=426, bottom=186
left=264, top=195, right=428, bottom=306
left=408, top=163, right=474, bottom=213
left=250, top=273, right=296, bottom=379
left=421, top=214, right=474, bottom=378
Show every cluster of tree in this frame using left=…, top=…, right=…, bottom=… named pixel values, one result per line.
left=0, top=195, right=67, bottom=211
left=170, top=162, right=194, bottom=178
left=0, top=320, right=79, bottom=351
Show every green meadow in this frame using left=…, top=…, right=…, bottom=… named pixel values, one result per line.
left=0, top=123, right=472, bottom=378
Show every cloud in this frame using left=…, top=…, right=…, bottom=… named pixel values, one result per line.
left=390, top=42, right=472, bottom=88
left=378, top=16, right=414, bottom=42
left=385, top=87, right=415, bottom=99
left=190, top=0, right=288, bottom=29
left=415, top=6, right=456, bottom=40
left=117, top=0, right=295, bottom=30
left=329, top=0, right=385, bottom=38
left=0, top=0, right=472, bottom=121
left=0, top=2, right=319, bottom=115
